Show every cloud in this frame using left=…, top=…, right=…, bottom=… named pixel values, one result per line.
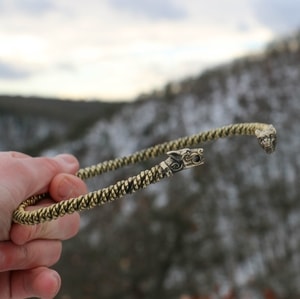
left=0, top=0, right=55, bottom=15
left=0, top=0, right=275, bottom=99
left=56, top=63, right=76, bottom=72
left=0, top=62, right=32, bottom=80
left=109, top=0, right=186, bottom=20
left=251, top=0, right=300, bottom=33
left=20, top=0, right=54, bottom=14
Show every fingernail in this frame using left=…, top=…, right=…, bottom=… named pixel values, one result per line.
left=55, top=154, right=78, bottom=166
left=51, top=271, right=61, bottom=285
left=49, top=270, right=61, bottom=296
left=57, top=177, right=74, bottom=200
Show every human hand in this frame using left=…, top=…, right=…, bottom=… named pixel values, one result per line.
left=0, top=151, right=87, bottom=299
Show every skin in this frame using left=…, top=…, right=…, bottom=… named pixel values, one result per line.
left=0, top=151, right=87, bottom=299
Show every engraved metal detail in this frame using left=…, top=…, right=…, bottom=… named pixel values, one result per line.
left=160, top=148, right=204, bottom=176
left=255, top=125, right=277, bottom=154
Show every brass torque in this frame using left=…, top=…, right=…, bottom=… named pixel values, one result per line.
left=12, top=122, right=276, bottom=225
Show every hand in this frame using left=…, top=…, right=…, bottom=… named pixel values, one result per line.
left=0, top=151, right=87, bottom=299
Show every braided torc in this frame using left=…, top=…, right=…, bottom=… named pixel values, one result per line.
left=12, top=122, right=276, bottom=225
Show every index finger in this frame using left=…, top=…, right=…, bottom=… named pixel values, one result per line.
left=10, top=174, right=87, bottom=245
left=0, top=154, right=79, bottom=206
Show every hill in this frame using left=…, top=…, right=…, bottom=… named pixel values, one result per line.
left=1, top=31, right=300, bottom=299
left=0, top=95, right=125, bottom=154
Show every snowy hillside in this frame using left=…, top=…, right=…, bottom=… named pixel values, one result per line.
left=1, top=32, right=300, bottom=299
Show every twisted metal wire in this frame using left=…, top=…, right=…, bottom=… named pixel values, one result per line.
left=12, top=122, right=276, bottom=225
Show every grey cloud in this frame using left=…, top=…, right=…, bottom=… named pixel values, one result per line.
left=0, top=62, right=32, bottom=80
left=251, top=0, right=300, bottom=33
left=0, top=0, right=55, bottom=15
left=18, top=0, right=54, bottom=14
left=56, top=63, right=76, bottom=72
left=109, top=0, right=186, bottom=20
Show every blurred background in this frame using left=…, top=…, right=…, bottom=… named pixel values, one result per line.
left=1, top=0, right=299, bottom=101
left=1, top=1, right=300, bottom=298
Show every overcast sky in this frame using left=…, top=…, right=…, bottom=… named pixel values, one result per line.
left=0, top=0, right=299, bottom=101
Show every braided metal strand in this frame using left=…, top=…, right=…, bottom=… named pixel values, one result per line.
left=12, top=122, right=276, bottom=225
left=12, top=166, right=163, bottom=225
left=76, top=122, right=276, bottom=179
left=12, top=148, right=204, bottom=225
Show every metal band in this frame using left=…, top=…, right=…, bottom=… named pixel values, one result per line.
left=12, top=122, right=276, bottom=225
